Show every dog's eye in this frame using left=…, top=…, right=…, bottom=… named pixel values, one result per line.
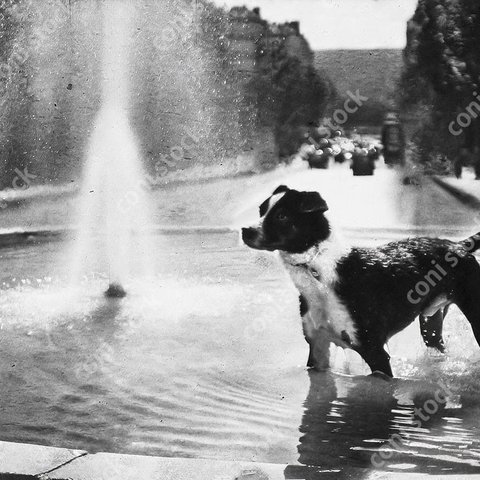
left=276, top=212, right=288, bottom=223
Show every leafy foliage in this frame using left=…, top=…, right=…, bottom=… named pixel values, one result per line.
left=250, top=36, right=332, bottom=157
left=401, top=0, right=480, bottom=165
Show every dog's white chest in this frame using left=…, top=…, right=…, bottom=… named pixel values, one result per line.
left=281, top=248, right=357, bottom=348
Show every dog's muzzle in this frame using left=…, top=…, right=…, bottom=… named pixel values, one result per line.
left=242, top=227, right=279, bottom=251
left=242, top=227, right=261, bottom=248
left=242, top=227, right=270, bottom=250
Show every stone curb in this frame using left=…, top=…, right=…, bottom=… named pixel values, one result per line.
left=0, top=441, right=287, bottom=480
left=2, top=440, right=480, bottom=480
left=432, top=176, right=480, bottom=209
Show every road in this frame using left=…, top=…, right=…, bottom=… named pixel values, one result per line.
left=150, top=160, right=480, bottom=243
left=0, top=158, right=477, bottom=242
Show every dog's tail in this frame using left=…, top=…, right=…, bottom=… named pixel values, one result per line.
left=461, top=232, right=480, bottom=252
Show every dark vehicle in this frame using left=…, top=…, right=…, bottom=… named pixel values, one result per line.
left=381, top=113, right=405, bottom=166
left=351, top=146, right=375, bottom=176
left=307, top=148, right=330, bottom=169
left=367, top=145, right=380, bottom=161
left=334, top=150, right=347, bottom=163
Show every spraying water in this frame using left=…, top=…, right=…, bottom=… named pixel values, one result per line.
left=71, top=0, right=154, bottom=296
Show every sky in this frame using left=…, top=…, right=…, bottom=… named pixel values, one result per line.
left=212, top=0, right=418, bottom=50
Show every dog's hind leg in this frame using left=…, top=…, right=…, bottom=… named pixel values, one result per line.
left=420, top=310, right=446, bottom=353
left=454, top=259, right=480, bottom=346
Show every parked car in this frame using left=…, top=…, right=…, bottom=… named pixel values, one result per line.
left=351, top=146, right=375, bottom=176
left=307, top=148, right=330, bottom=169
left=367, top=144, right=381, bottom=161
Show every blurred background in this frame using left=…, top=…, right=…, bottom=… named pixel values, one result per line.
left=1, top=0, right=478, bottom=187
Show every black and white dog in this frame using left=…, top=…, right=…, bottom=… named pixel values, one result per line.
left=242, top=185, right=480, bottom=377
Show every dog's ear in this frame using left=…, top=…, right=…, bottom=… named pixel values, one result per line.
left=259, top=198, right=270, bottom=217
left=298, top=191, right=328, bottom=213
left=272, top=185, right=289, bottom=195
left=260, top=185, right=289, bottom=217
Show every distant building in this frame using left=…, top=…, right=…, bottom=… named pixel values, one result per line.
left=225, top=7, right=315, bottom=165
left=227, top=7, right=313, bottom=76
left=265, top=22, right=313, bottom=66
left=227, top=7, right=266, bottom=76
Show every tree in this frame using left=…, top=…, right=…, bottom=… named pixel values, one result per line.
left=249, top=34, right=332, bottom=158
left=400, top=0, right=480, bottom=169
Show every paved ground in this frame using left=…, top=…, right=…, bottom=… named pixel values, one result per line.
left=440, top=167, right=480, bottom=195
left=0, top=160, right=478, bottom=234
left=432, top=167, right=480, bottom=209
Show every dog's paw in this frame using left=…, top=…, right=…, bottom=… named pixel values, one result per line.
left=307, top=365, right=330, bottom=373
left=369, top=370, right=393, bottom=381
left=426, top=346, right=446, bottom=358
left=307, top=353, right=330, bottom=371
left=307, top=358, right=330, bottom=371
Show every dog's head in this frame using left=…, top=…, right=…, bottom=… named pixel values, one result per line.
left=242, top=185, right=330, bottom=254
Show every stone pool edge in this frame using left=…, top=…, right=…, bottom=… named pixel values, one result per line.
left=2, top=441, right=480, bottom=480
left=0, top=440, right=288, bottom=480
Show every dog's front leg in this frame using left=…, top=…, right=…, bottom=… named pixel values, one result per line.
left=357, top=342, right=393, bottom=378
left=306, top=331, right=331, bottom=370
left=300, top=294, right=330, bottom=370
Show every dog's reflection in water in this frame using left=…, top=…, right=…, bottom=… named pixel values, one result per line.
left=295, top=371, right=397, bottom=476
left=290, top=371, right=480, bottom=479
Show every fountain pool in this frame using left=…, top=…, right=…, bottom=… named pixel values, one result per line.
left=1, top=226, right=480, bottom=474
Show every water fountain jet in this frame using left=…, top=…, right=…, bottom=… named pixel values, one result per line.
left=104, top=282, right=127, bottom=299
left=71, top=0, right=154, bottom=296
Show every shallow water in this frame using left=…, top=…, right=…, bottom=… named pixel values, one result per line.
left=1, top=229, right=480, bottom=475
